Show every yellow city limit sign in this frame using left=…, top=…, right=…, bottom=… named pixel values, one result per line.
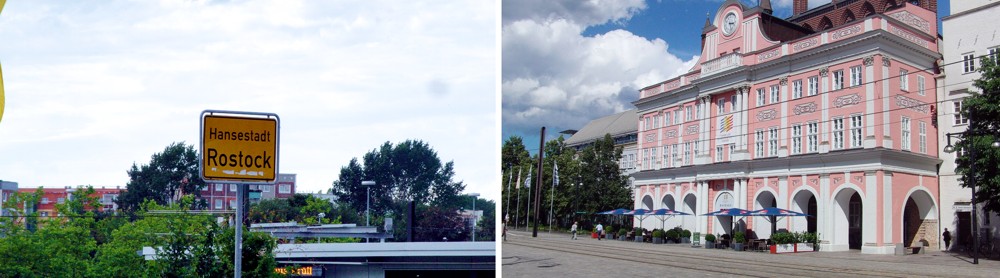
left=200, top=111, right=279, bottom=182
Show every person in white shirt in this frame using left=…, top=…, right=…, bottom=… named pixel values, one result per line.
left=596, top=223, right=604, bottom=241
left=571, top=222, right=578, bottom=240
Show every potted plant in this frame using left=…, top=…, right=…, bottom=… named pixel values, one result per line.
left=770, top=232, right=796, bottom=253
left=704, top=233, right=716, bottom=249
left=634, top=228, right=643, bottom=242
left=799, top=232, right=818, bottom=252
left=618, top=229, right=627, bottom=241
left=665, top=229, right=679, bottom=244
left=605, top=227, right=616, bottom=240
left=681, top=229, right=692, bottom=244
left=591, top=227, right=599, bottom=239
left=732, top=231, right=746, bottom=251
left=652, top=229, right=664, bottom=244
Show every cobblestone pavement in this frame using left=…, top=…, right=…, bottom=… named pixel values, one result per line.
left=501, top=230, right=1000, bottom=278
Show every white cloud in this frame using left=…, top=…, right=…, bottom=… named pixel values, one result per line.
left=502, top=0, right=646, bottom=26
left=502, top=4, right=697, bottom=141
left=0, top=0, right=498, bottom=200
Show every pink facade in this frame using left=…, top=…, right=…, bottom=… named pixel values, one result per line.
left=632, top=0, right=941, bottom=254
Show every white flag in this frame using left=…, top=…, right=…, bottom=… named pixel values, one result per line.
left=553, top=162, right=559, bottom=186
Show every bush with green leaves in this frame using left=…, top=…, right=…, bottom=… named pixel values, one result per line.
left=618, top=229, right=627, bottom=237
left=665, top=229, right=679, bottom=240
left=802, top=232, right=818, bottom=244
left=651, top=229, right=664, bottom=239
left=771, top=232, right=796, bottom=244
left=733, top=231, right=746, bottom=243
left=681, top=229, right=691, bottom=239
left=704, top=233, right=716, bottom=243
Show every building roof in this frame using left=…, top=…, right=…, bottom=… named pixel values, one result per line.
left=564, top=109, right=637, bottom=147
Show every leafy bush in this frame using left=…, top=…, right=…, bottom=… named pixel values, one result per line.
left=681, top=229, right=691, bottom=238
left=651, top=229, right=664, bottom=239
left=606, top=227, right=616, bottom=236
left=802, top=232, right=818, bottom=244
left=665, top=229, right=679, bottom=240
left=618, top=229, right=627, bottom=237
left=771, top=232, right=796, bottom=244
left=733, top=231, right=746, bottom=243
left=704, top=233, right=716, bottom=243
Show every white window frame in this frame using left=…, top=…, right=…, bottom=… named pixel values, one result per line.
left=686, top=106, right=693, bottom=122
left=229, top=199, right=236, bottom=209
left=990, top=47, right=1000, bottom=62
left=643, top=148, right=650, bottom=170
left=833, top=70, right=844, bottom=90
left=768, top=127, right=778, bottom=157
left=850, top=66, right=862, bottom=87
left=262, top=185, right=271, bottom=192
left=214, top=199, right=223, bottom=209
left=954, top=100, right=968, bottom=125
left=770, top=85, right=780, bottom=104
left=731, top=95, right=739, bottom=111
left=850, top=115, right=864, bottom=148
left=757, top=88, right=766, bottom=106
left=674, top=110, right=680, bottom=125
left=665, top=112, right=671, bottom=126
left=279, top=184, right=291, bottom=194
left=917, top=75, right=925, bottom=96
left=729, top=144, right=736, bottom=158
left=792, top=79, right=802, bottom=99
left=808, top=76, right=818, bottom=96
left=230, top=184, right=237, bottom=192
left=919, top=121, right=927, bottom=153
left=718, top=99, right=725, bottom=114
left=901, top=116, right=911, bottom=151
left=792, top=124, right=802, bottom=155
left=900, top=69, right=909, bottom=90
left=807, top=122, right=819, bottom=153
left=216, top=184, right=223, bottom=191
left=963, top=53, right=976, bottom=73
left=671, top=144, right=679, bottom=166
left=684, top=142, right=692, bottom=166
left=644, top=117, right=651, bottom=130
left=832, top=117, right=845, bottom=150
left=716, top=146, right=724, bottom=162
left=755, top=130, right=765, bottom=158
left=662, top=146, right=670, bottom=168
left=651, top=147, right=659, bottom=168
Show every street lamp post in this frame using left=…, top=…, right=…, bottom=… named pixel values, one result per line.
left=469, top=193, right=480, bottom=242
left=362, top=181, right=375, bottom=242
left=943, top=131, right=1000, bottom=265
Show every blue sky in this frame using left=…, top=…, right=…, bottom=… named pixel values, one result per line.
left=503, top=0, right=951, bottom=154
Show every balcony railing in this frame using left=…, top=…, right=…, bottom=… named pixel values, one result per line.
left=701, top=53, right=743, bottom=78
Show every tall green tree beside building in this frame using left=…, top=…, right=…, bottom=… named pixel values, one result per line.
left=955, top=55, right=1000, bottom=216
left=116, top=142, right=206, bottom=212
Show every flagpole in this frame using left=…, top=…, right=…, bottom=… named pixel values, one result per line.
left=515, top=167, right=522, bottom=230
left=549, top=162, right=557, bottom=233
left=505, top=166, right=513, bottom=225
left=525, top=165, right=533, bottom=231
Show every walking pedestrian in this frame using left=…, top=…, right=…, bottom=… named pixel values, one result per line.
left=571, top=221, right=578, bottom=240
left=942, top=228, right=951, bottom=251
left=596, top=223, right=604, bottom=241
left=502, top=221, right=508, bottom=241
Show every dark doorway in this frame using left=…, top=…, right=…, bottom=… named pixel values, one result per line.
left=807, top=195, right=817, bottom=234
left=903, top=199, right=920, bottom=247
left=848, top=193, right=862, bottom=250
left=957, top=212, right=971, bottom=249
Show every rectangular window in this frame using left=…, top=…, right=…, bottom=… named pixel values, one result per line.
left=917, top=75, right=925, bottom=96
left=643, top=148, right=650, bottom=170
left=990, top=47, right=1000, bottom=62
left=755, top=130, right=765, bottom=158
left=674, top=110, right=680, bottom=124
left=731, top=95, right=739, bottom=111
left=919, top=121, right=927, bottom=153
left=850, top=66, right=862, bottom=87
left=654, top=116, right=660, bottom=129
left=808, top=76, right=818, bottom=96
left=230, top=184, right=237, bottom=192
left=964, top=53, right=976, bottom=73
left=770, top=85, right=780, bottom=104
left=792, top=80, right=803, bottom=99
left=662, top=146, right=670, bottom=168
left=807, top=122, right=818, bottom=153
left=216, top=184, right=223, bottom=191
left=41, top=212, right=49, bottom=217
left=686, top=106, right=693, bottom=121
left=684, top=142, right=692, bottom=166
left=645, top=117, right=651, bottom=130
left=651, top=147, right=658, bottom=168
left=954, top=100, right=968, bottom=125
left=833, top=70, right=844, bottom=90
left=768, top=127, right=778, bottom=157
left=792, top=125, right=802, bottom=155
left=694, top=142, right=700, bottom=159
left=214, top=199, right=222, bottom=209
left=901, top=117, right=911, bottom=151
left=832, top=118, right=845, bottom=150
left=716, top=146, right=723, bottom=162
left=900, top=69, right=909, bottom=90
left=671, top=144, right=679, bottom=166
left=262, top=185, right=271, bottom=192
left=665, top=112, right=671, bottom=126
left=850, top=115, right=864, bottom=148
left=729, top=144, right=736, bottom=158
left=696, top=103, right=702, bottom=120
left=229, top=200, right=236, bottom=209
left=718, top=99, right=725, bottom=114
left=57, top=198, right=65, bottom=204
left=757, top=88, right=766, bottom=106
left=279, top=184, right=291, bottom=194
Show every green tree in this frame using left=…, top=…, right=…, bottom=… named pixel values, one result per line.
left=500, top=136, right=531, bottom=222
left=956, top=55, right=1000, bottom=216
left=117, top=142, right=206, bottom=212
left=578, top=134, right=632, bottom=220
left=331, top=140, right=467, bottom=240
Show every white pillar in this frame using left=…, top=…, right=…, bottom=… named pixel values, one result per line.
left=819, top=174, right=832, bottom=251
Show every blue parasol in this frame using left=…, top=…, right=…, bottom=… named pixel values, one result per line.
left=598, top=208, right=631, bottom=215
left=649, top=208, right=691, bottom=230
left=748, top=207, right=811, bottom=235
left=702, top=208, right=753, bottom=236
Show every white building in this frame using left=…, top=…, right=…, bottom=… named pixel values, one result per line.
left=938, top=0, right=1000, bottom=251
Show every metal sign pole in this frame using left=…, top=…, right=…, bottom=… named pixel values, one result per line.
left=235, top=183, right=243, bottom=277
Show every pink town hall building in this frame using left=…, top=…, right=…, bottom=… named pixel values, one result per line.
left=631, top=0, right=941, bottom=254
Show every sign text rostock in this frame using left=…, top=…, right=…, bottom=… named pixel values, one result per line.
left=201, top=113, right=279, bottom=182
